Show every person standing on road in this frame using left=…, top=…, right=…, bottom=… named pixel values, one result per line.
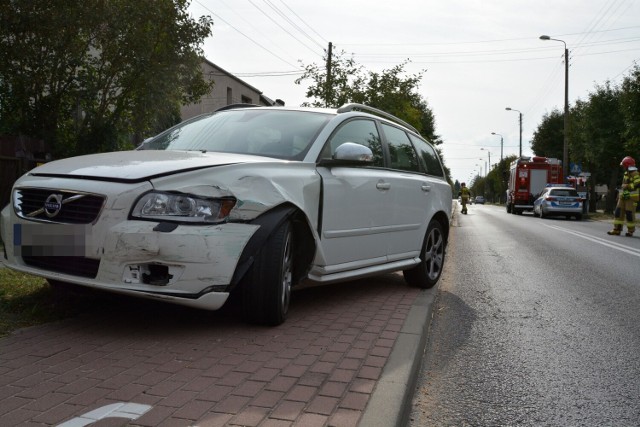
left=459, top=182, right=470, bottom=215
left=608, top=156, right=640, bottom=236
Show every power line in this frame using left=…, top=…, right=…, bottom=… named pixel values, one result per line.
left=248, top=0, right=322, bottom=57
left=611, top=59, right=639, bottom=81
left=352, top=36, right=640, bottom=62
left=278, top=0, right=329, bottom=45
left=574, top=0, right=631, bottom=53
left=231, top=71, right=304, bottom=77
left=193, top=0, right=302, bottom=69
left=203, top=0, right=303, bottom=66
left=340, top=25, right=640, bottom=47
left=263, top=0, right=326, bottom=51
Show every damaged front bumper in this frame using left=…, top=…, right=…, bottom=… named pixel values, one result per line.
left=1, top=204, right=260, bottom=310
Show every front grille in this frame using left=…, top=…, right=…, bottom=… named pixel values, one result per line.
left=15, top=188, right=105, bottom=224
left=22, top=255, right=100, bottom=278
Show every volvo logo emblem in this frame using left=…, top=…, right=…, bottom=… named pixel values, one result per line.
left=44, top=194, right=64, bottom=218
left=23, top=192, right=86, bottom=220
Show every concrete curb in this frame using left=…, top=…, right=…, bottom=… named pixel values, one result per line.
left=358, top=202, right=452, bottom=427
left=358, top=288, right=436, bottom=427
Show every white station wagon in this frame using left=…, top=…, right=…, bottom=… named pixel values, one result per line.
left=0, top=104, right=452, bottom=325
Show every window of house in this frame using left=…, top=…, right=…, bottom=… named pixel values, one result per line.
left=226, top=87, right=232, bottom=105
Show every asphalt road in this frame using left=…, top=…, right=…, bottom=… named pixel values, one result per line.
left=409, top=203, right=640, bottom=426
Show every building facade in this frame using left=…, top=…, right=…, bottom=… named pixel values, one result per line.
left=180, top=59, right=284, bottom=121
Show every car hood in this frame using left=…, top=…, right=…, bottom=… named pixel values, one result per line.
left=29, top=150, right=284, bottom=182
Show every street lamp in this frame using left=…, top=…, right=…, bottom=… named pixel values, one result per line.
left=505, top=107, right=522, bottom=158
left=540, top=34, right=570, bottom=180
left=491, top=132, right=503, bottom=162
left=481, top=148, right=491, bottom=173
left=479, top=158, right=486, bottom=176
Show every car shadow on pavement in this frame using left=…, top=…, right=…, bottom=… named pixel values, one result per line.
left=38, top=273, right=411, bottom=338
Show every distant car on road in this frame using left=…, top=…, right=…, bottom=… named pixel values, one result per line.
left=0, top=103, right=452, bottom=325
left=474, top=196, right=485, bottom=204
left=533, top=186, right=583, bottom=220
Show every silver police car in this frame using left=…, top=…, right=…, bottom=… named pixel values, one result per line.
left=533, top=185, right=583, bottom=220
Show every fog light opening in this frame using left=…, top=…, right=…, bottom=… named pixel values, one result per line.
left=142, top=264, right=173, bottom=286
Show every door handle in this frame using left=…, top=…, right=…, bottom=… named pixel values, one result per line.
left=421, top=184, right=431, bottom=192
left=376, top=182, right=391, bottom=190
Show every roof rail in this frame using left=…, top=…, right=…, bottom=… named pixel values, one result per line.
left=215, top=103, right=262, bottom=112
left=337, top=103, right=418, bottom=134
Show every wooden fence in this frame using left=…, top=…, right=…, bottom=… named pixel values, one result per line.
left=0, top=136, right=49, bottom=210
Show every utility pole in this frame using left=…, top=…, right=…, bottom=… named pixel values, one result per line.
left=540, top=35, right=570, bottom=179
left=562, top=45, right=570, bottom=180
left=505, top=108, right=523, bottom=158
left=326, top=42, right=333, bottom=108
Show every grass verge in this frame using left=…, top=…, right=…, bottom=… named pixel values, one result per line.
left=0, top=267, right=99, bottom=338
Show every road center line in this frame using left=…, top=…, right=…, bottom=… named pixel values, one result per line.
left=543, top=224, right=640, bottom=258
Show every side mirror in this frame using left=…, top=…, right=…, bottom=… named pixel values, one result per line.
left=320, top=142, right=373, bottom=166
left=334, top=142, right=373, bottom=162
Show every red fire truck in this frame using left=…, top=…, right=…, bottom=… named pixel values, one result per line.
left=506, top=156, right=564, bottom=214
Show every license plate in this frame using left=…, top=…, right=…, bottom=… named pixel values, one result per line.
left=13, top=223, right=89, bottom=256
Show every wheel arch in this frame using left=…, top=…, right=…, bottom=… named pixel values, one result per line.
left=431, top=210, right=450, bottom=247
left=230, top=203, right=316, bottom=291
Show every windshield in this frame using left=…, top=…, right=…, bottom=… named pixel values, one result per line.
left=140, top=109, right=331, bottom=160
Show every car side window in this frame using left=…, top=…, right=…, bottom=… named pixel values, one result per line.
left=409, top=134, right=445, bottom=177
left=324, top=119, right=384, bottom=166
left=382, top=123, right=420, bottom=172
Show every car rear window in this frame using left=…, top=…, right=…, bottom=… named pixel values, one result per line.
left=550, top=189, right=578, bottom=197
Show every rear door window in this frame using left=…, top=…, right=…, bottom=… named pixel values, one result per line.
left=382, top=123, right=420, bottom=172
left=409, top=134, right=444, bottom=177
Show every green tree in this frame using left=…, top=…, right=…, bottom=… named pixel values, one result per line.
left=531, top=109, right=564, bottom=159
left=295, top=50, right=366, bottom=109
left=471, top=155, right=516, bottom=204
left=0, top=0, right=213, bottom=158
left=296, top=52, right=441, bottom=144
left=619, top=64, right=640, bottom=157
left=570, top=82, right=624, bottom=213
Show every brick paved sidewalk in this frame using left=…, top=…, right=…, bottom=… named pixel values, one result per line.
left=0, top=273, right=433, bottom=426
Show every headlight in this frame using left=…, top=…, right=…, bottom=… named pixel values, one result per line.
left=131, top=192, right=236, bottom=223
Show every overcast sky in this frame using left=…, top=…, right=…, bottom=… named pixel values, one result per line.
left=188, top=0, right=640, bottom=184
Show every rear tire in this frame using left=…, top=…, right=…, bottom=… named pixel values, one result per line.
left=242, top=220, right=294, bottom=326
left=403, top=219, right=445, bottom=289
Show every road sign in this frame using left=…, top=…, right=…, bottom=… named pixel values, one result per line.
left=570, top=162, right=582, bottom=174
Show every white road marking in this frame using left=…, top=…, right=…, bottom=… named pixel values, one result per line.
left=543, top=224, right=640, bottom=258
left=57, top=402, right=152, bottom=427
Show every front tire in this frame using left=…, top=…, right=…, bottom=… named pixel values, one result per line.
left=242, top=220, right=294, bottom=326
left=403, top=219, right=446, bottom=289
